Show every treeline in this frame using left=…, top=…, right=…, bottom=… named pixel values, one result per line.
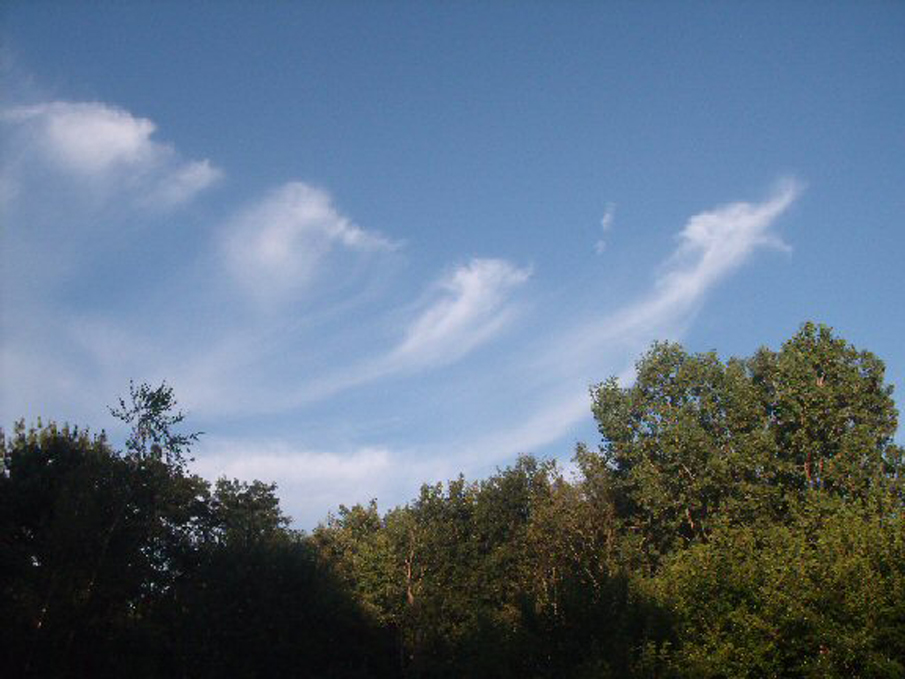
left=2, top=323, right=904, bottom=677
left=1, top=385, right=394, bottom=678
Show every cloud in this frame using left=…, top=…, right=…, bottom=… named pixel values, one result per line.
left=194, top=437, right=392, bottom=484
left=144, top=159, right=220, bottom=208
left=595, top=202, right=615, bottom=254
left=1, top=101, right=221, bottom=209
left=270, top=257, right=533, bottom=409
left=0, top=99, right=806, bottom=524
left=465, top=180, right=804, bottom=467
left=192, top=437, right=396, bottom=525
left=658, top=177, right=799, bottom=301
left=590, top=179, right=802, bottom=347
left=387, top=258, right=531, bottom=370
left=223, top=182, right=399, bottom=301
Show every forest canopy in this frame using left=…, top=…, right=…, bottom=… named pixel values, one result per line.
left=2, top=322, right=903, bottom=678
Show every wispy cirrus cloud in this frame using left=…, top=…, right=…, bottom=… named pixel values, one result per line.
left=1, top=99, right=224, bottom=423
left=186, top=172, right=801, bottom=522
left=457, top=180, right=804, bottom=469
left=657, top=177, right=799, bottom=303
left=222, top=182, right=400, bottom=303
left=192, top=437, right=397, bottom=524
left=387, top=258, right=531, bottom=370
left=194, top=437, right=392, bottom=486
left=1, top=101, right=221, bottom=209
left=576, top=179, right=802, bottom=354
left=278, top=257, right=532, bottom=408
left=0, top=94, right=807, bottom=528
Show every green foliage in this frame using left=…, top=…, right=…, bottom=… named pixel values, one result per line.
left=0, top=420, right=207, bottom=677
left=208, top=477, right=290, bottom=547
left=591, top=323, right=902, bottom=571
left=749, top=322, right=901, bottom=496
left=313, top=500, right=404, bottom=627
left=109, top=380, right=201, bottom=468
left=657, top=493, right=905, bottom=677
left=0, top=416, right=391, bottom=678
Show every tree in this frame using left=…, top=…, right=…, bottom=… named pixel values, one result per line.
left=591, top=342, right=772, bottom=564
left=0, top=420, right=206, bottom=678
left=749, top=321, right=901, bottom=497
left=313, top=500, right=403, bottom=628
left=4, top=324, right=900, bottom=678
left=590, top=322, right=903, bottom=568
left=206, top=478, right=290, bottom=547
left=109, top=380, right=201, bottom=469
left=657, top=492, right=905, bottom=677
left=586, top=322, right=904, bottom=677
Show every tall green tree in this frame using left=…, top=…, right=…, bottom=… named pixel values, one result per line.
left=749, top=321, right=901, bottom=497
left=0, top=420, right=205, bottom=678
left=657, top=492, right=905, bottom=677
left=109, top=380, right=201, bottom=469
left=590, top=322, right=902, bottom=568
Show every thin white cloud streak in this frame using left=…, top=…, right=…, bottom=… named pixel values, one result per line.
left=459, top=391, right=591, bottom=466
left=191, top=436, right=476, bottom=527
left=0, top=98, right=805, bottom=523
left=223, top=182, right=399, bottom=302
left=386, top=258, right=531, bottom=370
left=1, top=101, right=221, bottom=209
left=566, top=179, right=802, bottom=362
left=175, top=201, right=533, bottom=416
left=658, top=177, right=798, bottom=302
left=3, top=102, right=157, bottom=173
left=169, top=257, right=530, bottom=418
left=175, top=171, right=798, bottom=524
left=0, top=97, right=525, bottom=423
left=1, top=99, right=222, bottom=424
left=278, top=257, right=532, bottom=409
left=1, top=307, right=179, bottom=429
left=595, top=202, right=615, bottom=254
left=458, top=180, right=803, bottom=468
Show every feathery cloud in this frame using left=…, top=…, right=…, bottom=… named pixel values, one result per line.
left=658, top=178, right=799, bottom=302
left=386, top=258, right=531, bottom=370
left=1, top=101, right=221, bottom=209
left=591, top=179, right=802, bottom=346
left=468, top=180, right=803, bottom=467
left=223, top=182, right=399, bottom=302
left=194, top=438, right=392, bottom=485
left=275, top=257, right=533, bottom=408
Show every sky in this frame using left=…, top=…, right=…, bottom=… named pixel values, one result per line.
left=2, top=2, right=903, bottom=528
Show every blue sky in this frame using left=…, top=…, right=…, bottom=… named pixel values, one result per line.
left=2, top=2, right=903, bottom=527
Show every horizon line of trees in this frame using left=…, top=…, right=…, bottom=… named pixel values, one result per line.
left=2, top=321, right=904, bottom=678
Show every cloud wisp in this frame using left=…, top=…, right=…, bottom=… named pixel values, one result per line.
left=657, top=178, right=799, bottom=304
left=211, top=179, right=801, bottom=508
left=0, top=99, right=224, bottom=424
left=386, top=258, right=532, bottom=370
left=595, top=202, right=615, bottom=254
left=223, top=182, right=400, bottom=304
left=281, top=257, right=533, bottom=408
left=1, top=101, right=221, bottom=210
left=0, top=93, right=527, bottom=423
left=192, top=436, right=397, bottom=524
left=575, top=179, right=802, bottom=355
left=459, top=180, right=804, bottom=468
left=194, top=437, right=392, bottom=486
